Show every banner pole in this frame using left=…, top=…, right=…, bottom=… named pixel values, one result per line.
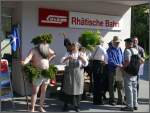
left=17, top=24, right=29, bottom=111
left=22, top=68, right=29, bottom=110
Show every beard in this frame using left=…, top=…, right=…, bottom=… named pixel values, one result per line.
left=37, top=43, right=49, bottom=59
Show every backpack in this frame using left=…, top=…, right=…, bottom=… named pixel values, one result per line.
left=124, top=48, right=141, bottom=76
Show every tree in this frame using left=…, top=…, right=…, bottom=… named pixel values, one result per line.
left=131, top=4, right=149, bottom=54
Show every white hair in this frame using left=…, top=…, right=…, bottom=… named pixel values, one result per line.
left=37, top=43, right=49, bottom=59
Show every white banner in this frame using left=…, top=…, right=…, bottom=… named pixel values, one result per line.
left=69, top=12, right=122, bottom=30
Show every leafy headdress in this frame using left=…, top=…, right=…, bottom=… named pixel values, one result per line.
left=31, top=33, right=53, bottom=45
left=78, top=30, right=101, bottom=51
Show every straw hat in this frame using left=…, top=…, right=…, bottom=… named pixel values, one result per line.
left=112, top=36, right=121, bottom=43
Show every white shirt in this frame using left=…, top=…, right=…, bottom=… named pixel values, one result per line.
left=61, top=51, right=88, bottom=67
left=92, top=45, right=108, bottom=64
left=124, top=48, right=139, bottom=62
left=138, top=63, right=144, bottom=76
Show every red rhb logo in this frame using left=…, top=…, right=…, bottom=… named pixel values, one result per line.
left=39, top=8, right=69, bottom=27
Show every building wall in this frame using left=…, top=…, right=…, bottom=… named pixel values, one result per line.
left=8, top=1, right=131, bottom=95
left=21, top=1, right=131, bottom=64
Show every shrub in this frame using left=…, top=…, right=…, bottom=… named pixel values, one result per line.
left=79, top=30, right=101, bottom=51
left=23, top=64, right=57, bottom=82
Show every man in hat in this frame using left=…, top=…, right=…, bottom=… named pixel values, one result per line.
left=107, top=36, right=124, bottom=106
left=22, top=37, right=56, bottom=112
left=121, top=38, right=144, bottom=111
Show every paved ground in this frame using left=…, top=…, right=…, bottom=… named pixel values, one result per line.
left=1, top=60, right=149, bottom=112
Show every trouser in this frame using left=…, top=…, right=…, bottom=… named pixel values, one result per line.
left=92, top=60, right=105, bottom=103
left=116, top=81, right=124, bottom=102
left=108, top=71, right=116, bottom=102
left=88, top=60, right=94, bottom=93
left=84, top=63, right=93, bottom=93
left=63, top=94, right=81, bottom=107
left=124, top=74, right=138, bottom=108
left=137, top=75, right=140, bottom=98
left=102, top=64, right=109, bottom=99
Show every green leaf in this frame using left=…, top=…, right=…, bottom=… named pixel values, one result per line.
left=79, top=30, right=101, bottom=51
left=31, top=33, right=53, bottom=45
left=23, top=64, right=57, bottom=82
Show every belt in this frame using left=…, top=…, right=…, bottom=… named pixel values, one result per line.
left=93, top=59, right=104, bottom=63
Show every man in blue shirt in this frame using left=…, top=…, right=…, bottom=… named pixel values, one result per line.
left=107, top=36, right=124, bottom=105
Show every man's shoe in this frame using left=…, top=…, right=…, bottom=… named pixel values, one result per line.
left=134, top=107, right=138, bottom=110
left=109, top=100, right=116, bottom=106
left=99, top=101, right=104, bottom=105
left=93, top=102, right=100, bottom=105
left=62, top=107, right=68, bottom=111
left=75, top=108, right=80, bottom=112
left=93, top=101, right=104, bottom=105
left=117, top=101, right=122, bottom=105
left=109, top=101, right=116, bottom=106
left=82, top=96, right=88, bottom=100
left=111, top=102, right=116, bottom=106
left=121, top=107, right=134, bottom=111
left=74, top=107, right=80, bottom=112
left=117, top=101, right=126, bottom=105
left=62, top=104, right=68, bottom=111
